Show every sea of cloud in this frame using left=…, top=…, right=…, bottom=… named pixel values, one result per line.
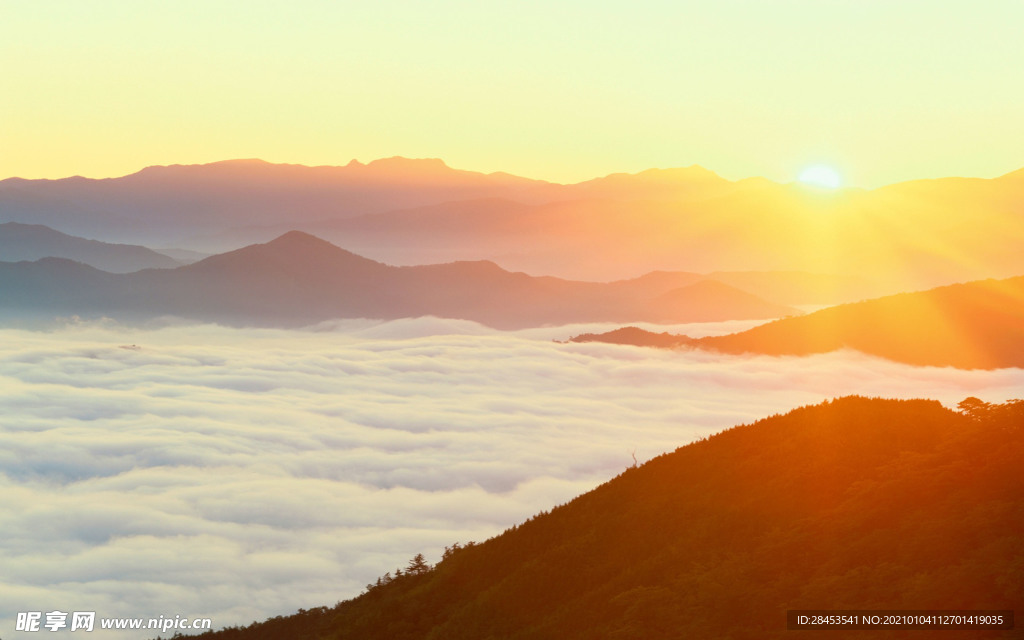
left=2, top=317, right=1021, bottom=638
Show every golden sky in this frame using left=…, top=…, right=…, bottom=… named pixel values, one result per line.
left=2, top=0, right=1022, bottom=186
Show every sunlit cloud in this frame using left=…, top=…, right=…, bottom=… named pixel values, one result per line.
left=1, top=319, right=1020, bottom=637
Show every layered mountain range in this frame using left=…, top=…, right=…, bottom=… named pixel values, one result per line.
left=0, top=230, right=798, bottom=329
left=4, top=222, right=1022, bottom=367
left=3, top=158, right=1022, bottom=287
left=3, top=159, right=1021, bottom=365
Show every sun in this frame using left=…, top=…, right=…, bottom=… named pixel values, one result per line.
left=798, top=165, right=842, bottom=189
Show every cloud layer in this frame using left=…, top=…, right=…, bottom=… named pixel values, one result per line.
left=2, top=319, right=1021, bottom=638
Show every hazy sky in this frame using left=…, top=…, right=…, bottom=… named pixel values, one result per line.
left=3, top=1, right=1022, bottom=186
left=3, top=319, right=1022, bottom=637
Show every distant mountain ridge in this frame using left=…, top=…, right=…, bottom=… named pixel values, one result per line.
left=0, top=158, right=547, bottom=244
left=3, top=158, right=1021, bottom=288
left=0, top=222, right=179, bottom=272
left=0, top=231, right=797, bottom=329
left=570, top=275, right=1024, bottom=369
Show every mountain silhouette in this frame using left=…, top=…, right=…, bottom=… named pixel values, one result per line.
left=0, top=222, right=179, bottom=272
left=0, top=231, right=798, bottom=329
left=183, top=396, right=1024, bottom=639
left=571, top=276, right=1024, bottom=369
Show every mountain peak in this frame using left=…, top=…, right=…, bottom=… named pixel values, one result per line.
left=255, top=231, right=383, bottom=265
left=184, top=231, right=388, bottom=282
left=361, top=157, right=454, bottom=177
left=266, top=229, right=332, bottom=246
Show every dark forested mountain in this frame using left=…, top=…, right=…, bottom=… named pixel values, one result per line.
left=571, top=276, right=1024, bottom=370
left=183, top=396, right=1024, bottom=640
left=0, top=231, right=797, bottom=329
left=0, top=222, right=179, bottom=272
